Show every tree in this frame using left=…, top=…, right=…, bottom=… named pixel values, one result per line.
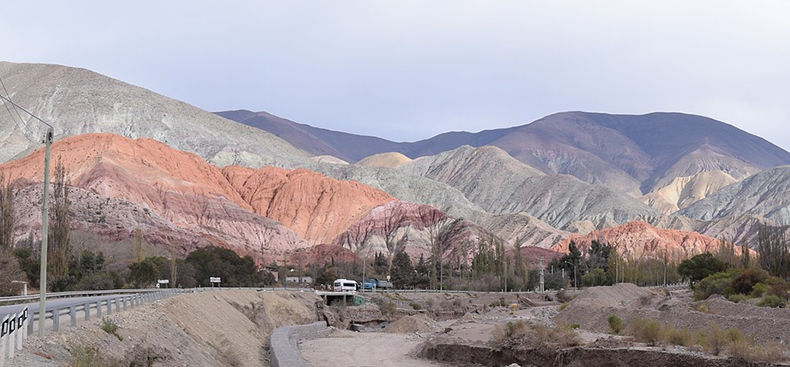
left=757, top=225, right=790, bottom=279
left=185, top=246, right=260, bottom=287
left=128, top=256, right=168, bottom=288
left=49, top=157, right=71, bottom=281
left=582, top=268, right=607, bottom=287
left=677, top=253, right=729, bottom=284
left=390, top=251, right=414, bottom=288
left=0, top=171, right=14, bottom=253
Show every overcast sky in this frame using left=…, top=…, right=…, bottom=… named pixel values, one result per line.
left=2, top=1, right=790, bottom=150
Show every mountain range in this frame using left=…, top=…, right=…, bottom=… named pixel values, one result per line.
left=2, top=61, right=789, bottom=268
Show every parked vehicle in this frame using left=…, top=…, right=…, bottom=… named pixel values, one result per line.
left=362, top=278, right=393, bottom=290
left=333, top=279, right=357, bottom=292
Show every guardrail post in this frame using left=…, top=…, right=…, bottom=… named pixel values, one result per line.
left=96, top=301, right=102, bottom=318
left=123, top=296, right=128, bottom=311
left=106, top=299, right=112, bottom=315
left=8, top=313, right=15, bottom=360
left=1, top=315, right=7, bottom=366
left=52, top=310, right=59, bottom=332
left=27, top=313, right=34, bottom=335
left=84, top=302, right=91, bottom=321
left=115, top=297, right=120, bottom=313
left=70, top=306, right=77, bottom=327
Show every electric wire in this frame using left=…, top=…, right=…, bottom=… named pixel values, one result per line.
left=0, top=78, right=42, bottom=143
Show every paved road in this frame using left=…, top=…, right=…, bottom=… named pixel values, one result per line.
left=0, top=294, right=131, bottom=321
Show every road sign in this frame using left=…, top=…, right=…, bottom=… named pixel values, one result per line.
left=157, top=279, right=170, bottom=284
left=210, top=277, right=221, bottom=283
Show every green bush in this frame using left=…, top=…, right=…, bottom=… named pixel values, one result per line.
left=757, top=295, right=785, bottom=308
left=607, top=315, right=622, bottom=335
left=751, top=283, right=771, bottom=298
left=727, top=294, right=749, bottom=303
left=558, top=302, right=569, bottom=311
left=409, top=302, right=422, bottom=310
left=100, top=318, right=123, bottom=341
left=570, top=324, right=580, bottom=329
left=581, top=268, right=607, bottom=287
left=556, top=289, right=571, bottom=303
left=694, top=270, right=739, bottom=300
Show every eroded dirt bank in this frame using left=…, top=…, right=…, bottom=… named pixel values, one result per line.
left=418, top=339, right=772, bottom=367
left=8, top=290, right=320, bottom=367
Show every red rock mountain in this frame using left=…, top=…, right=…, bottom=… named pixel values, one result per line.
left=0, top=133, right=394, bottom=260
left=551, top=221, right=738, bottom=261
left=222, top=166, right=394, bottom=244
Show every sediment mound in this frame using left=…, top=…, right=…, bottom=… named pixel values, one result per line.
left=384, top=314, right=443, bottom=334
left=567, top=283, right=660, bottom=310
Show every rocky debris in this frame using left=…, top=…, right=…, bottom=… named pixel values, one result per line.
left=383, top=314, right=443, bottom=334
left=552, top=221, right=746, bottom=261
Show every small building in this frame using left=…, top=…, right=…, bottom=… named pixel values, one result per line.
left=285, top=276, right=313, bottom=284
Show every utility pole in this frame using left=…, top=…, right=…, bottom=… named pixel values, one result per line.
left=539, top=257, right=545, bottom=293
left=39, top=128, right=52, bottom=337
left=0, top=91, right=55, bottom=338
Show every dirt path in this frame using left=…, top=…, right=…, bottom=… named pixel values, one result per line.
left=300, top=330, right=447, bottom=367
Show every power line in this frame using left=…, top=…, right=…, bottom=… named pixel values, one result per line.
left=0, top=89, right=53, bottom=129
left=0, top=80, right=38, bottom=143
left=0, top=78, right=26, bottom=127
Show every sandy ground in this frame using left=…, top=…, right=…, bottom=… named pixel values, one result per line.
left=301, top=329, right=448, bottom=367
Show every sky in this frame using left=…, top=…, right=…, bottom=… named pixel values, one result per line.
left=2, top=1, right=790, bottom=150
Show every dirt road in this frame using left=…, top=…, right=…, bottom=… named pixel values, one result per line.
left=300, top=330, right=447, bottom=367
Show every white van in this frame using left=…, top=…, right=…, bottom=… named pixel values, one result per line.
left=333, top=279, right=357, bottom=292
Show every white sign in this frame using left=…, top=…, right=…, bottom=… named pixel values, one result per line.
left=210, top=277, right=221, bottom=283
left=157, top=279, right=170, bottom=284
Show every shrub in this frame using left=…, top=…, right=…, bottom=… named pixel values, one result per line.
left=694, top=270, right=739, bottom=300
left=665, top=327, right=693, bottom=347
left=556, top=289, right=571, bottom=303
left=731, top=268, right=769, bottom=295
left=69, top=344, right=111, bottom=367
left=758, top=295, right=785, bottom=308
left=490, top=297, right=508, bottom=307
left=100, top=318, right=123, bottom=341
left=558, top=302, right=569, bottom=311
left=751, top=283, right=771, bottom=298
left=727, top=294, right=748, bottom=303
left=570, top=324, right=580, bottom=329
left=703, top=325, right=727, bottom=356
left=379, top=301, right=397, bottom=317
left=409, top=302, right=422, bottom=310
left=607, top=315, right=622, bottom=335
left=628, top=318, right=663, bottom=346
left=769, top=282, right=790, bottom=300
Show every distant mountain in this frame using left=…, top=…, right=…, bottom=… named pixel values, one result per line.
left=222, top=110, right=790, bottom=207
left=678, top=166, right=790, bottom=225
left=0, top=62, right=309, bottom=167
left=215, top=110, right=402, bottom=163
left=397, top=145, right=659, bottom=231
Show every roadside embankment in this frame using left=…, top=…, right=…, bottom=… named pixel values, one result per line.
left=7, top=289, right=320, bottom=367
left=269, top=321, right=330, bottom=367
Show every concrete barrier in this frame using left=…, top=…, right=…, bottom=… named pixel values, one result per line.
left=270, top=321, right=330, bottom=367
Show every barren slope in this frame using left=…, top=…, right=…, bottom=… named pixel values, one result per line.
left=678, top=166, right=790, bottom=225
left=222, top=165, right=394, bottom=244
left=398, top=145, right=658, bottom=231
left=0, top=62, right=309, bottom=167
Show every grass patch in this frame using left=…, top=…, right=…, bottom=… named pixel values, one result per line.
left=558, top=302, right=569, bottom=311
left=607, top=315, right=622, bottom=335
left=409, top=302, right=422, bottom=310
left=627, top=318, right=663, bottom=346
left=100, top=318, right=123, bottom=341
